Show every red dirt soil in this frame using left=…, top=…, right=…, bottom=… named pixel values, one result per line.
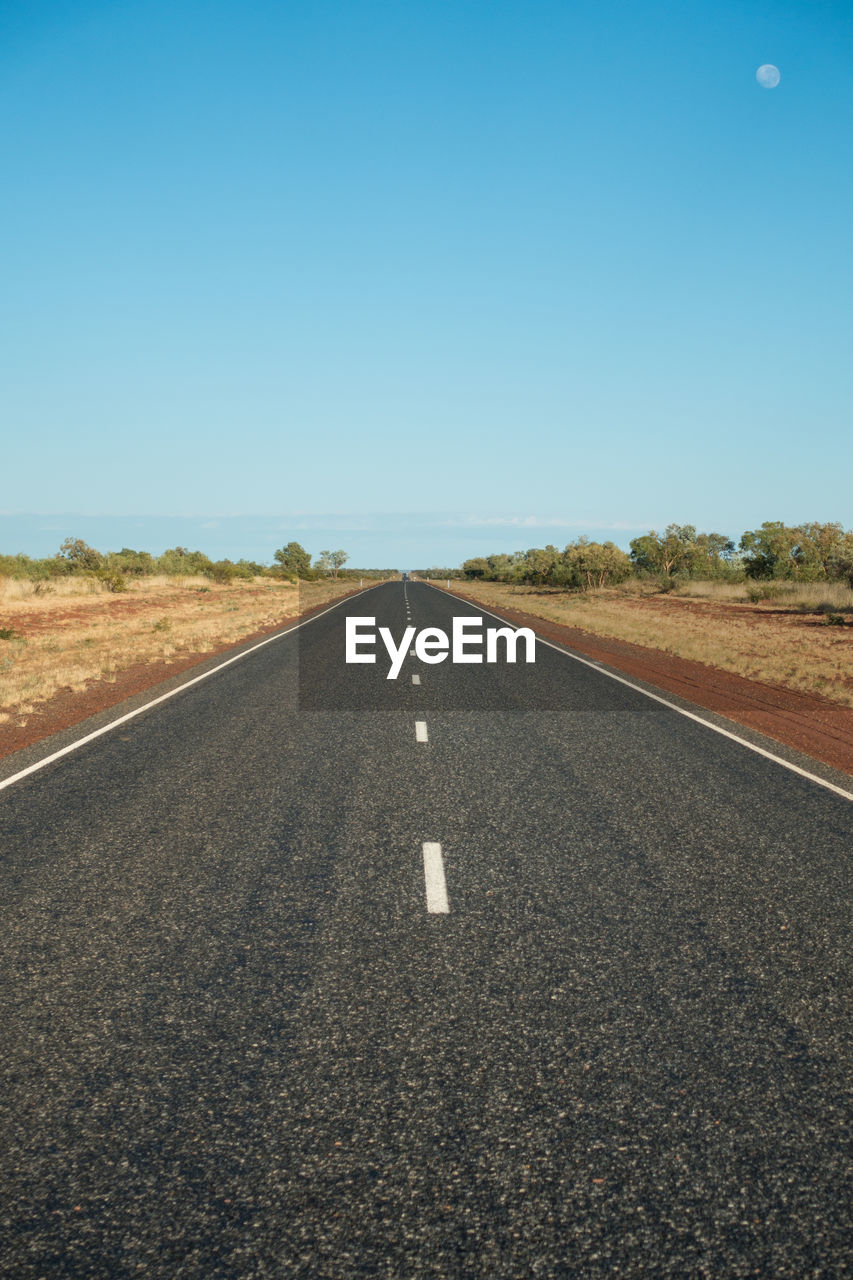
left=5, top=592, right=203, bottom=636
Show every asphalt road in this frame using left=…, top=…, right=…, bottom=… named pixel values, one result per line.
left=0, top=580, right=850, bottom=1278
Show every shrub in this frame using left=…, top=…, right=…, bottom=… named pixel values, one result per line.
left=94, top=568, right=128, bottom=593
left=746, top=582, right=786, bottom=603
left=107, top=548, right=155, bottom=576
left=156, top=547, right=214, bottom=576
left=204, top=560, right=241, bottom=584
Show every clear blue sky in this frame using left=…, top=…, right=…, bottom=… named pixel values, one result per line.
left=1, top=0, right=850, bottom=566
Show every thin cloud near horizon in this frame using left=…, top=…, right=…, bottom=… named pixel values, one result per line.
left=447, top=515, right=656, bottom=531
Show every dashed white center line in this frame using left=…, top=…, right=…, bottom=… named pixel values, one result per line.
left=415, top=720, right=428, bottom=742
left=412, top=674, right=421, bottom=685
left=422, top=842, right=449, bottom=913
left=409, top=648, right=416, bottom=656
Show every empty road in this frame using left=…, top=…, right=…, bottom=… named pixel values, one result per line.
left=0, top=580, right=850, bottom=1277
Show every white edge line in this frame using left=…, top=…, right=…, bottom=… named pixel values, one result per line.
left=425, top=583, right=853, bottom=803
left=0, top=583, right=385, bottom=795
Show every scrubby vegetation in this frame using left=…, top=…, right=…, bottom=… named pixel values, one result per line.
left=0, top=539, right=271, bottom=594
left=0, top=538, right=385, bottom=594
left=453, top=522, right=853, bottom=590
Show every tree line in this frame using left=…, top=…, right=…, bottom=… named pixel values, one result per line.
left=0, top=538, right=369, bottom=592
left=454, top=522, right=853, bottom=589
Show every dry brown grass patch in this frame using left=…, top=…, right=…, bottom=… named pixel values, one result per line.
left=446, top=580, right=853, bottom=707
left=0, top=575, right=363, bottom=724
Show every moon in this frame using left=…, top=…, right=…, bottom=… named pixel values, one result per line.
left=756, top=64, right=781, bottom=88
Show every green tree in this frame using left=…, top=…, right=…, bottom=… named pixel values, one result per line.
left=739, top=522, right=801, bottom=579
left=56, top=537, right=103, bottom=573
left=827, top=530, right=853, bottom=586
left=522, top=545, right=560, bottom=585
left=108, top=548, right=155, bottom=576
left=629, top=525, right=733, bottom=578
left=693, top=532, right=737, bottom=577
left=628, top=534, right=662, bottom=575
left=486, top=553, right=516, bottom=579
left=657, top=525, right=696, bottom=576
left=204, top=559, right=251, bottom=583
left=274, top=541, right=312, bottom=578
left=157, top=547, right=214, bottom=576
left=329, top=550, right=349, bottom=578
left=791, top=522, right=846, bottom=580
left=740, top=521, right=852, bottom=580
left=563, top=538, right=632, bottom=588
left=462, top=557, right=490, bottom=579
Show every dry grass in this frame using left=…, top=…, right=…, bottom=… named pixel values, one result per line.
left=0, top=575, right=363, bottom=725
left=672, top=578, right=853, bottom=610
left=445, top=579, right=853, bottom=707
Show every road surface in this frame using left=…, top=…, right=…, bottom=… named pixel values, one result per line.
left=0, top=581, right=850, bottom=1277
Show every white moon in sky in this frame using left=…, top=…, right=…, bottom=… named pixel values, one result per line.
left=756, top=64, right=781, bottom=88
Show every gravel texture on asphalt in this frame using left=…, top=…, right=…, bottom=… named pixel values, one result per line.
left=0, top=582, right=849, bottom=1277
